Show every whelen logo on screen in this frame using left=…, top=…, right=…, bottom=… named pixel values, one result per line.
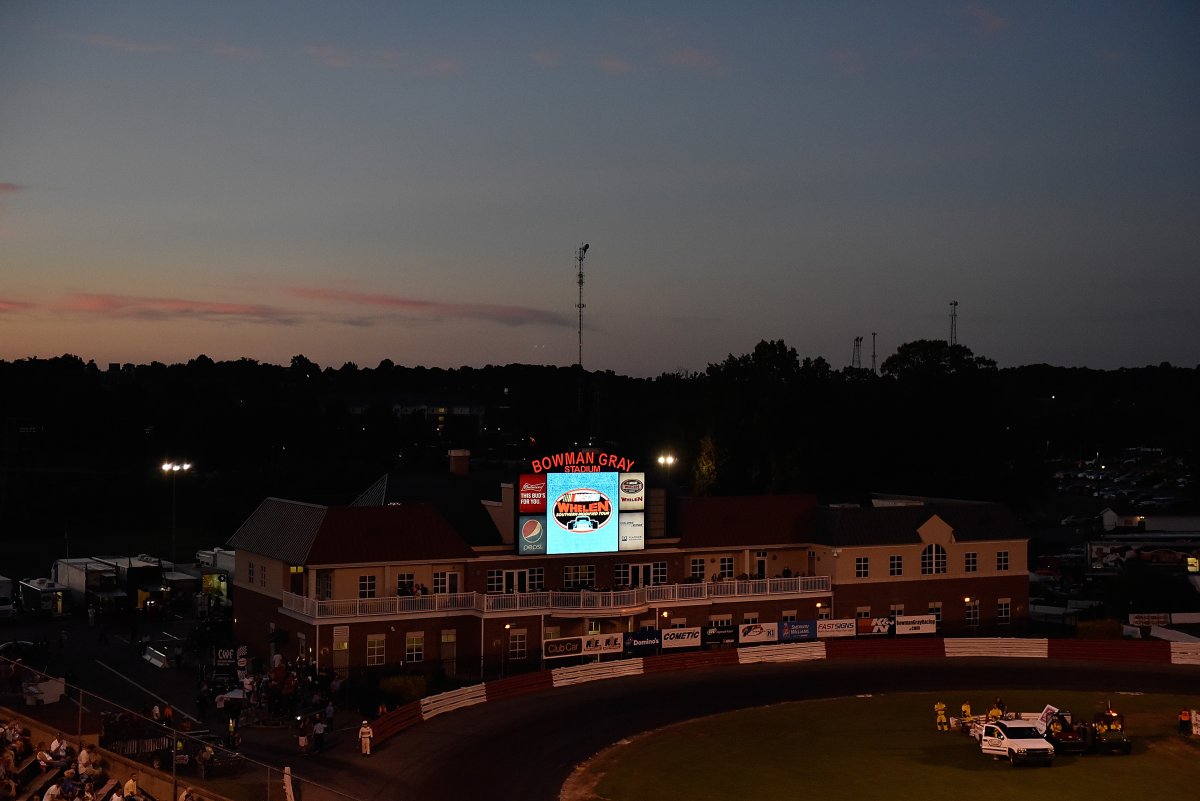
left=552, top=488, right=613, bottom=532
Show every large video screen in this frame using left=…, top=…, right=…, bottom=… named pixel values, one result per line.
left=546, top=472, right=621, bottom=555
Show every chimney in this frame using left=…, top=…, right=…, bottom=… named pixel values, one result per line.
left=448, top=449, right=470, bottom=477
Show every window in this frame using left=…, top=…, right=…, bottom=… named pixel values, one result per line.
left=817, top=605, right=831, bottom=620
left=358, top=575, right=376, bottom=599
left=997, top=598, right=1011, bottom=625
left=670, top=618, right=687, bottom=629
left=782, top=610, right=797, bottom=623
left=996, top=551, right=1010, bottom=572
left=563, top=565, right=596, bottom=589
left=486, top=570, right=503, bottom=594
left=965, top=599, right=980, bottom=627
left=965, top=552, right=978, bottom=573
left=743, top=612, right=759, bottom=624
left=260, top=565, right=267, bottom=588
left=856, top=607, right=872, bottom=619
left=889, top=555, right=903, bottom=577
left=890, top=604, right=904, bottom=617
left=315, top=570, right=332, bottom=601
left=921, top=544, right=948, bottom=575
left=366, top=636, right=385, bottom=667
left=587, top=620, right=600, bottom=635
left=690, top=558, right=705, bottom=581
left=528, top=567, right=545, bottom=591
left=507, top=629, right=527, bottom=660
left=613, top=564, right=630, bottom=587
left=709, top=615, right=732, bottom=626
left=928, top=602, right=942, bottom=624
left=405, top=632, right=424, bottom=663
left=395, top=572, right=415, bottom=594
left=433, top=571, right=459, bottom=594
left=855, top=557, right=869, bottom=578
left=544, top=626, right=560, bottom=640
left=652, top=562, right=668, bottom=585
left=718, top=557, right=734, bottom=579
left=247, top=562, right=255, bottom=585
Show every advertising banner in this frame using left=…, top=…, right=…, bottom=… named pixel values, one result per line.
left=517, top=474, right=547, bottom=514
left=618, top=512, right=645, bottom=551
left=1128, top=613, right=1169, bottom=626
left=581, top=633, right=624, bottom=655
left=661, top=627, right=703, bottom=649
left=702, top=624, right=737, bottom=647
left=618, top=473, right=646, bottom=510
left=894, top=615, right=938, bottom=635
left=543, top=637, right=583, bottom=659
left=779, top=621, right=818, bottom=642
left=816, top=619, right=857, bottom=639
left=856, top=617, right=895, bottom=636
left=546, top=472, right=620, bottom=555
left=623, top=628, right=661, bottom=656
left=517, top=515, right=548, bottom=555
left=738, top=623, right=779, bottom=645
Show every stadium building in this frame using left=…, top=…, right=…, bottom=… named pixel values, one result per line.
left=226, top=450, right=1030, bottom=677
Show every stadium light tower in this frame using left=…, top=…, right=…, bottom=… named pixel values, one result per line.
left=162, top=460, right=192, bottom=565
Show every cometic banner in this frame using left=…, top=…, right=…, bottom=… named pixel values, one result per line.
left=661, top=627, right=703, bottom=649
left=816, top=619, right=857, bottom=639
left=517, top=515, right=547, bottom=555
left=856, top=617, right=895, bottom=636
left=738, top=623, right=779, bottom=645
left=894, top=614, right=937, bottom=635
left=779, top=621, right=818, bottom=642
left=702, top=624, right=737, bottom=646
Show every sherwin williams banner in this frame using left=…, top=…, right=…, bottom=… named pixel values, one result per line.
left=618, top=473, right=646, bottom=510
left=856, top=617, right=895, bottom=636
left=518, top=474, right=547, bottom=514
left=618, top=512, right=645, bottom=551
left=816, top=619, right=857, bottom=639
left=779, top=621, right=818, bottom=642
left=661, top=627, right=703, bottom=649
left=517, top=515, right=547, bottom=555
left=737, top=623, right=779, bottom=645
left=894, top=615, right=937, bottom=635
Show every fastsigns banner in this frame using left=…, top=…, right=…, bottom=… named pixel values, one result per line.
left=738, top=623, right=779, bottom=645
left=518, top=474, right=547, bottom=514
left=894, top=615, right=937, bottom=635
left=816, top=619, right=857, bottom=639
left=618, top=473, right=646, bottom=510
left=661, top=627, right=702, bottom=649
left=543, top=637, right=583, bottom=659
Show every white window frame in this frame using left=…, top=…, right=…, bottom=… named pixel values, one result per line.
left=359, top=574, right=376, bottom=599
left=405, top=631, right=424, bottom=663
left=366, top=635, right=385, bottom=666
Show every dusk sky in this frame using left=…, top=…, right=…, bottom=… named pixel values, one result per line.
left=2, top=2, right=1197, bottom=376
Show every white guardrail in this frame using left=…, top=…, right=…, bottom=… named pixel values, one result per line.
left=943, top=638, right=1049, bottom=658
left=737, top=641, right=827, bottom=664
left=551, top=659, right=646, bottom=687
left=420, top=683, right=489, bottom=720
left=1170, top=642, right=1200, bottom=666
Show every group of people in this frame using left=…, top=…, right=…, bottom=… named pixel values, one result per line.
left=0, top=728, right=109, bottom=801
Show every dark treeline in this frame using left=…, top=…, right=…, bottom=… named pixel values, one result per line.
left=1, top=342, right=1198, bottom=577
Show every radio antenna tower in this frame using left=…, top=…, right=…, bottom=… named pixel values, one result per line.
left=949, top=300, right=959, bottom=346
left=852, top=336, right=863, bottom=369
left=871, top=332, right=878, bottom=374
left=575, top=243, right=589, bottom=367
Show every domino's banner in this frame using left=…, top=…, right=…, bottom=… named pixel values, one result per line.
left=623, top=628, right=661, bottom=656
left=856, top=617, right=895, bottom=636
left=780, top=620, right=818, bottom=642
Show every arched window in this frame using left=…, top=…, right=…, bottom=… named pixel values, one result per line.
left=921, top=544, right=947, bottom=575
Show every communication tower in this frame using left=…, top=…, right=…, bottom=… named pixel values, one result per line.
left=575, top=243, right=589, bottom=367
left=949, top=301, right=959, bottom=345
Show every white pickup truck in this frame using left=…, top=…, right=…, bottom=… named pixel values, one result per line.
left=970, top=718, right=1055, bottom=766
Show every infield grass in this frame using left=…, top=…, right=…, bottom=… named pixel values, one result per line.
left=576, top=690, right=1200, bottom=801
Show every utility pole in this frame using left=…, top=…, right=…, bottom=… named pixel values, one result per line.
left=949, top=301, right=959, bottom=346
left=871, top=332, right=878, bottom=374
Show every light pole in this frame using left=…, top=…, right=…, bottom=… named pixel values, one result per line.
left=161, top=461, right=192, bottom=566
left=657, top=454, right=675, bottom=485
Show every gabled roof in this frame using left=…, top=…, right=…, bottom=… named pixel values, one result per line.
left=811, top=499, right=1027, bottom=548
left=674, top=495, right=818, bottom=548
left=226, top=498, right=479, bottom=566
left=352, top=471, right=502, bottom=547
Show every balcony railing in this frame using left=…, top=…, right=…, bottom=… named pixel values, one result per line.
left=280, top=575, right=831, bottom=620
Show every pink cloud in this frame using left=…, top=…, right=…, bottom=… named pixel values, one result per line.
left=301, top=44, right=355, bottom=69
left=966, top=4, right=1008, bottom=37
left=0, top=183, right=23, bottom=195
left=663, top=48, right=726, bottom=75
left=205, top=42, right=264, bottom=60
left=825, top=49, right=867, bottom=75
left=530, top=50, right=563, bottom=67
left=58, top=293, right=297, bottom=324
left=290, top=287, right=570, bottom=327
left=0, top=299, right=33, bottom=313
left=66, top=32, right=175, bottom=53
left=597, top=56, right=634, bottom=74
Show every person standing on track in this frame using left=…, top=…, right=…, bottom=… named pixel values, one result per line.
left=358, top=721, right=374, bottom=756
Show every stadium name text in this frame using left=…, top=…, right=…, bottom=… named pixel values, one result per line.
left=531, top=451, right=637, bottom=474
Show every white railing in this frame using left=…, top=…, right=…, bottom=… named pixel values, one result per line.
left=281, top=575, right=831, bottom=620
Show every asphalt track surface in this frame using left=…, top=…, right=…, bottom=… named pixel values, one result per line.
left=6, top=614, right=1199, bottom=801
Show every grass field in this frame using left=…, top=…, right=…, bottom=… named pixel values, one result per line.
left=571, top=690, right=1200, bottom=801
